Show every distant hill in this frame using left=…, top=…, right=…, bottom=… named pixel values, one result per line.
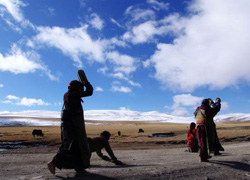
left=0, top=110, right=249, bottom=126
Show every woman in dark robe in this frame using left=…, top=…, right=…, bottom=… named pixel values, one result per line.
left=194, top=99, right=214, bottom=162
left=47, top=79, right=93, bottom=174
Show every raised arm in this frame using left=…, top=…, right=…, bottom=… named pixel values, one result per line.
left=80, top=81, right=93, bottom=97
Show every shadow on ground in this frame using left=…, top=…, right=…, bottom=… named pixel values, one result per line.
left=55, top=172, right=118, bottom=180
left=210, top=160, right=250, bottom=172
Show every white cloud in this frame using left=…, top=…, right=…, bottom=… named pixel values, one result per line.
left=88, top=13, right=104, bottom=30
left=166, top=94, right=204, bottom=116
left=221, top=102, right=229, bottom=111
left=111, top=81, right=132, bottom=93
left=0, top=0, right=34, bottom=29
left=2, top=95, right=50, bottom=106
left=145, top=0, right=250, bottom=92
left=95, top=86, right=104, bottom=92
left=3, top=18, right=22, bottom=33
left=123, top=21, right=157, bottom=44
left=125, top=7, right=155, bottom=24
left=32, top=26, right=106, bottom=68
left=147, top=0, right=169, bottom=11
left=0, top=44, right=58, bottom=80
left=106, top=51, right=137, bottom=75
left=105, top=51, right=141, bottom=87
left=167, top=94, right=229, bottom=116
left=119, top=107, right=131, bottom=111
left=17, top=97, right=50, bottom=106
left=123, top=14, right=184, bottom=44
left=110, top=72, right=126, bottom=79
left=127, top=80, right=141, bottom=88
left=109, top=37, right=127, bottom=48
left=0, top=84, right=3, bottom=88
left=0, top=0, right=26, bottom=22
left=171, top=107, right=190, bottom=117
left=112, top=86, right=131, bottom=93
left=97, top=66, right=109, bottom=75
left=2, top=100, right=12, bottom=104
left=31, top=26, right=139, bottom=86
left=6, top=95, right=19, bottom=100
left=172, top=94, right=203, bottom=109
left=0, top=44, right=42, bottom=74
left=110, top=18, right=123, bottom=28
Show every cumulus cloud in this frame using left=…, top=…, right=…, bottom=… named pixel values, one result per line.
left=167, top=94, right=229, bottom=116
left=112, top=86, right=131, bottom=93
left=170, top=107, right=190, bottom=117
left=123, top=14, right=184, bottom=44
left=6, top=95, right=19, bottom=100
left=172, top=94, right=203, bottom=109
left=106, top=51, right=137, bottom=75
left=0, top=84, right=3, bottom=88
left=32, top=25, right=106, bottom=68
left=2, top=95, right=50, bottom=106
left=0, top=44, right=42, bottom=74
left=166, top=94, right=204, bottom=116
left=105, top=51, right=141, bottom=87
left=111, top=81, right=132, bottom=93
left=145, top=0, right=250, bottom=92
left=31, top=26, right=139, bottom=84
left=17, top=97, right=49, bottom=106
left=0, top=44, right=58, bottom=80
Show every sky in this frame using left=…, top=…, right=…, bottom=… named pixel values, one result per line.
left=0, top=0, right=250, bottom=117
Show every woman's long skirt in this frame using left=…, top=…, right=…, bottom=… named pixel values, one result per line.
left=52, top=110, right=90, bottom=171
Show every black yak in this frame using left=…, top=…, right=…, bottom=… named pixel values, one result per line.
left=138, top=129, right=144, bottom=133
left=32, top=129, right=44, bottom=137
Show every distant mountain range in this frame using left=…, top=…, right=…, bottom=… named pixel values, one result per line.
left=0, top=110, right=249, bottom=126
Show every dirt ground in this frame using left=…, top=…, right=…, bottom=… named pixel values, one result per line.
left=0, top=141, right=250, bottom=180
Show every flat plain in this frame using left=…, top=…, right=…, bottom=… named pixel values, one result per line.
left=0, top=121, right=250, bottom=179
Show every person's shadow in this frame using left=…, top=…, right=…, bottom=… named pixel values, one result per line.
left=210, top=160, right=250, bottom=172
left=55, top=172, right=118, bottom=180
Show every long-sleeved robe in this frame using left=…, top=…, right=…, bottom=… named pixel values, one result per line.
left=52, top=81, right=93, bottom=171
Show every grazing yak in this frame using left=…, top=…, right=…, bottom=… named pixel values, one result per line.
left=118, top=131, right=121, bottom=136
left=138, top=128, right=144, bottom=133
left=32, top=129, right=44, bottom=137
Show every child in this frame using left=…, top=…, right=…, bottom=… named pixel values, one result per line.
left=88, top=131, right=123, bottom=165
left=187, top=122, right=198, bottom=152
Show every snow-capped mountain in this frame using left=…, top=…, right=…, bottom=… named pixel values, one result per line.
left=0, top=110, right=249, bottom=126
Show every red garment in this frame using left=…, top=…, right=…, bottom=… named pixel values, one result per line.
left=187, top=129, right=197, bottom=148
left=196, top=125, right=208, bottom=160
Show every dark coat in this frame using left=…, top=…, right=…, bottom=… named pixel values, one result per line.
left=53, top=81, right=93, bottom=170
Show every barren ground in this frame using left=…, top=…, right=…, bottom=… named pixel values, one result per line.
left=0, top=141, right=250, bottom=180
left=1, top=122, right=250, bottom=179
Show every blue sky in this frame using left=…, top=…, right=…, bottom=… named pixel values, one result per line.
left=0, top=0, right=250, bottom=116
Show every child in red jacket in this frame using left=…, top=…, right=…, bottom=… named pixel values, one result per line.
left=187, top=122, right=198, bottom=152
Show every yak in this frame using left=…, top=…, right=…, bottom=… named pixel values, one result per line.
left=138, top=129, right=144, bottom=133
left=32, top=129, right=44, bottom=137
